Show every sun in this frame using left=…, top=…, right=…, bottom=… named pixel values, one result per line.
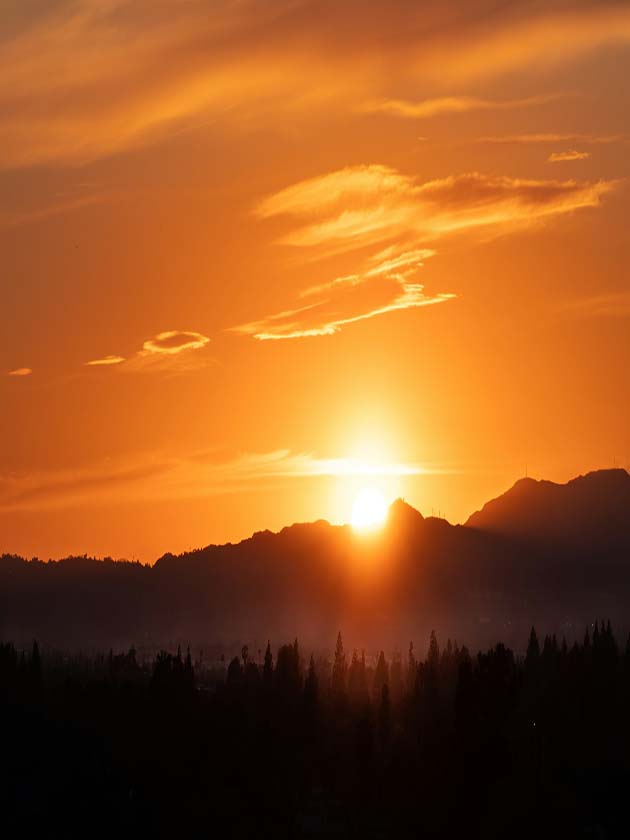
left=351, top=487, right=388, bottom=531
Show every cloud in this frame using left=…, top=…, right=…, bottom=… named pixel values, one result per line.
left=358, top=94, right=560, bottom=120
left=257, top=165, right=615, bottom=248
left=561, top=292, right=630, bottom=318
left=548, top=150, right=592, bottom=162
left=0, top=448, right=450, bottom=514
left=256, top=165, right=411, bottom=222
left=416, top=2, right=630, bottom=83
left=7, top=367, right=32, bottom=376
left=478, top=133, right=626, bottom=145
left=85, top=355, right=126, bottom=366
left=0, top=188, right=114, bottom=230
left=234, top=163, right=617, bottom=339
left=85, top=330, right=211, bottom=373
left=233, top=248, right=453, bottom=340
left=2, top=1, right=630, bottom=168
left=141, top=330, right=210, bottom=355
left=257, top=166, right=615, bottom=253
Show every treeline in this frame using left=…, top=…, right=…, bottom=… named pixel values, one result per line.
left=2, top=624, right=630, bottom=838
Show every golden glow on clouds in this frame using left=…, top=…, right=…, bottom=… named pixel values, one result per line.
left=85, top=331, right=211, bottom=373
left=0, top=189, right=112, bottom=230
left=479, top=133, right=626, bottom=145
left=0, top=449, right=442, bottom=514
left=1, top=0, right=629, bottom=560
left=141, top=330, right=210, bottom=356
left=548, top=150, right=592, bottom=162
left=86, top=355, right=126, bottom=366
left=234, top=164, right=616, bottom=340
left=255, top=166, right=615, bottom=249
left=358, top=94, right=560, bottom=120
left=1, top=1, right=630, bottom=168
left=234, top=248, right=452, bottom=340
left=421, top=3, right=630, bottom=83
left=561, top=292, right=630, bottom=318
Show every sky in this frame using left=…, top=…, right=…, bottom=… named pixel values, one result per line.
left=1, top=0, right=629, bottom=561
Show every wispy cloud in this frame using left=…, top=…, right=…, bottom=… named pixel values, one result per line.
left=7, top=367, right=32, bottom=377
left=560, top=292, right=630, bottom=318
left=0, top=188, right=113, bottom=230
left=2, top=1, right=630, bottom=168
left=86, top=330, right=211, bottom=373
left=141, top=330, right=209, bottom=356
left=478, top=133, right=626, bottom=145
left=548, top=150, right=592, bottom=162
left=233, top=248, right=453, bottom=340
left=257, top=165, right=615, bottom=248
left=0, top=448, right=449, bottom=514
left=358, top=93, right=559, bottom=120
left=85, top=355, right=126, bottom=367
left=234, top=163, right=617, bottom=339
left=420, top=3, right=630, bottom=83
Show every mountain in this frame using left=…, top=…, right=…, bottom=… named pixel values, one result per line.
left=1, top=469, right=629, bottom=653
left=466, top=468, right=630, bottom=553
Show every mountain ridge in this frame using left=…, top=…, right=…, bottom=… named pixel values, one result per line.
left=465, top=467, right=630, bottom=547
left=2, top=468, right=629, bottom=652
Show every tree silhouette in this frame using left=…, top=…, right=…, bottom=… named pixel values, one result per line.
left=348, top=649, right=368, bottom=704
left=526, top=626, right=540, bottom=670
left=226, top=655, right=242, bottom=687
left=304, top=654, right=318, bottom=710
left=263, top=641, right=274, bottom=685
left=373, top=650, right=389, bottom=701
left=390, top=650, right=403, bottom=702
left=427, top=630, right=440, bottom=670
left=184, top=645, right=195, bottom=693
left=407, top=641, right=417, bottom=694
left=30, top=639, right=43, bottom=703
left=2, top=623, right=629, bottom=837
left=331, top=631, right=347, bottom=695
left=276, top=640, right=301, bottom=696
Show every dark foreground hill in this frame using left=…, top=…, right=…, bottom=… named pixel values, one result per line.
left=1, top=469, right=629, bottom=652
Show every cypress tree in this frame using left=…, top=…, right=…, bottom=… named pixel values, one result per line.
left=332, top=631, right=347, bottom=695
left=304, top=654, right=318, bottom=709
left=263, top=641, right=274, bottom=685
left=373, top=651, right=389, bottom=701
left=526, top=626, right=540, bottom=670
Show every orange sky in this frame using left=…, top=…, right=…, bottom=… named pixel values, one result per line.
left=1, top=0, right=629, bottom=561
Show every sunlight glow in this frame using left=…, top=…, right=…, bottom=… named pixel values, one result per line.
left=351, top=487, right=388, bottom=531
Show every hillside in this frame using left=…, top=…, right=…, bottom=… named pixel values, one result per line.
left=1, top=469, right=629, bottom=653
left=466, top=468, right=630, bottom=552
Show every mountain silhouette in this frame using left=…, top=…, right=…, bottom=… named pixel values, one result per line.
left=466, top=468, right=630, bottom=552
left=1, top=469, right=629, bottom=652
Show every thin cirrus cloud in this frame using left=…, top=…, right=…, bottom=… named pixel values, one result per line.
left=560, top=292, right=630, bottom=318
left=0, top=448, right=449, bottom=515
left=422, top=2, right=630, bottom=83
left=548, top=150, right=592, bottom=162
left=233, top=248, right=453, bottom=340
left=477, top=133, right=626, bottom=145
left=7, top=367, right=32, bottom=377
left=0, top=188, right=114, bottom=230
left=1, top=1, right=630, bottom=168
left=358, top=93, right=560, bottom=120
left=85, top=355, right=126, bottom=367
left=86, top=330, right=211, bottom=372
left=255, top=165, right=614, bottom=247
left=232, top=163, right=617, bottom=340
